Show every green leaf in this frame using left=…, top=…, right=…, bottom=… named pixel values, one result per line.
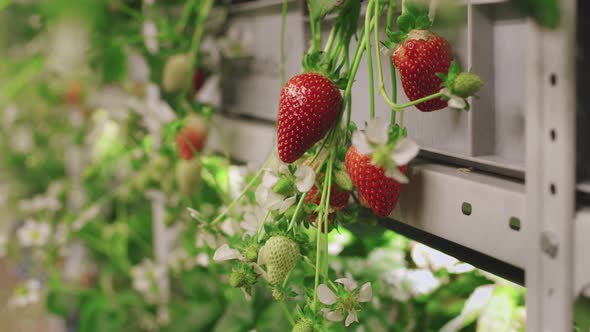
left=415, top=14, right=432, bottom=30
left=396, top=13, right=416, bottom=33
left=102, top=42, right=127, bottom=83
left=513, top=0, right=559, bottom=28
left=308, top=0, right=345, bottom=19
left=404, top=1, right=430, bottom=18
left=386, top=29, right=407, bottom=44
left=0, top=0, right=13, bottom=11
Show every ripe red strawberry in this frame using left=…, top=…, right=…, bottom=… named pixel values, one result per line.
left=176, top=114, right=209, bottom=160
left=305, top=184, right=350, bottom=210
left=192, top=68, right=208, bottom=94
left=345, top=145, right=407, bottom=217
left=392, top=29, right=452, bottom=112
left=277, top=72, right=342, bottom=163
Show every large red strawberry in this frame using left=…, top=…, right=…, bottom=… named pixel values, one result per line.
left=305, top=184, right=350, bottom=210
left=392, top=29, right=452, bottom=112
left=176, top=114, right=209, bottom=160
left=277, top=72, right=342, bottom=163
left=345, top=145, right=407, bottom=217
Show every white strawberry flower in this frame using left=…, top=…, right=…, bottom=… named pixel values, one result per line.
left=383, top=268, right=441, bottom=301
left=317, top=277, right=373, bottom=327
left=9, top=279, right=42, bottom=308
left=142, top=20, right=159, bottom=54
left=351, top=118, right=419, bottom=184
left=213, top=244, right=244, bottom=262
left=131, top=259, right=167, bottom=304
left=17, top=220, right=51, bottom=248
left=411, top=242, right=475, bottom=274
left=440, top=87, right=467, bottom=110
left=256, top=151, right=315, bottom=212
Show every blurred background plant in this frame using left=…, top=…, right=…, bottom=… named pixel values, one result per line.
left=0, top=0, right=525, bottom=331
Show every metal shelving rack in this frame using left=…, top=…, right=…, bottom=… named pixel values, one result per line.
left=210, top=0, right=589, bottom=330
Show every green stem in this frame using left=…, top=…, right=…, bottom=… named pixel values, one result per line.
left=176, top=0, right=197, bottom=33
left=280, top=0, right=289, bottom=86
left=210, top=162, right=267, bottom=226
left=256, top=211, right=271, bottom=238
left=386, top=0, right=398, bottom=124
left=182, top=0, right=214, bottom=99
left=397, top=91, right=443, bottom=109
left=287, top=194, right=306, bottom=232
left=279, top=301, right=295, bottom=326
left=365, top=0, right=376, bottom=119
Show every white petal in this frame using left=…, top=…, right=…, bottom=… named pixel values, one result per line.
left=384, top=166, right=409, bottom=184
left=358, top=282, right=372, bottom=302
left=448, top=96, right=466, bottom=110
left=213, top=244, right=243, bottom=262
left=323, top=309, right=344, bottom=322
left=257, top=246, right=267, bottom=265
left=317, top=284, right=338, bottom=305
left=351, top=131, right=372, bottom=155
left=262, top=172, right=279, bottom=188
left=279, top=196, right=296, bottom=214
left=345, top=309, right=359, bottom=327
left=335, top=278, right=358, bottom=292
left=295, top=166, right=315, bottom=193
left=195, top=253, right=210, bottom=267
left=365, top=118, right=389, bottom=145
left=392, top=138, right=419, bottom=166
left=440, top=87, right=451, bottom=97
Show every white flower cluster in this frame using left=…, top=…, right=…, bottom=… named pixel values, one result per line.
left=255, top=151, right=315, bottom=213
left=131, top=259, right=167, bottom=304
left=17, top=219, right=51, bottom=248
left=351, top=118, right=419, bottom=183
left=9, top=279, right=42, bottom=308
left=317, top=277, right=373, bottom=327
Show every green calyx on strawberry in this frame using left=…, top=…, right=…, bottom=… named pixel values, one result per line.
left=437, top=61, right=483, bottom=111
left=273, top=176, right=296, bottom=196
left=229, top=263, right=258, bottom=289
left=258, top=235, right=300, bottom=285
left=277, top=72, right=343, bottom=163
left=292, top=318, right=317, bottom=332
left=239, top=240, right=262, bottom=263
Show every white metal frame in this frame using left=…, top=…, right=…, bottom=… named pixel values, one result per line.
left=211, top=0, right=587, bottom=330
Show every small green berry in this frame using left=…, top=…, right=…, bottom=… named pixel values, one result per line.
left=334, top=169, right=353, bottom=191
left=451, top=72, right=483, bottom=98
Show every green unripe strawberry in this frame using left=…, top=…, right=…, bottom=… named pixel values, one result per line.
left=451, top=72, right=483, bottom=98
left=162, top=53, right=192, bottom=93
left=273, top=177, right=295, bottom=196
left=176, top=158, right=202, bottom=196
left=259, top=235, right=300, bottom=285
left=292, top=319, right=316, bottom=332
left=334, top=169, right=353, bottom=191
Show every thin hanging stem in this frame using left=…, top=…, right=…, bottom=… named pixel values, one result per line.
left=365, top=0, right=376, bottom=119
left=280, top=0, right=289, bottom=85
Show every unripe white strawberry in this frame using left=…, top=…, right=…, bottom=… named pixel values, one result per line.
left=259, top=235, right=300, bottom=285
left=175, top=158, right=202, bottom=196
left=162, top=53, right=192, bottom=93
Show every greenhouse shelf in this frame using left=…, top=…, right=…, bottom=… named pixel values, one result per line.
left=209, top=114, right=530, bottom=278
